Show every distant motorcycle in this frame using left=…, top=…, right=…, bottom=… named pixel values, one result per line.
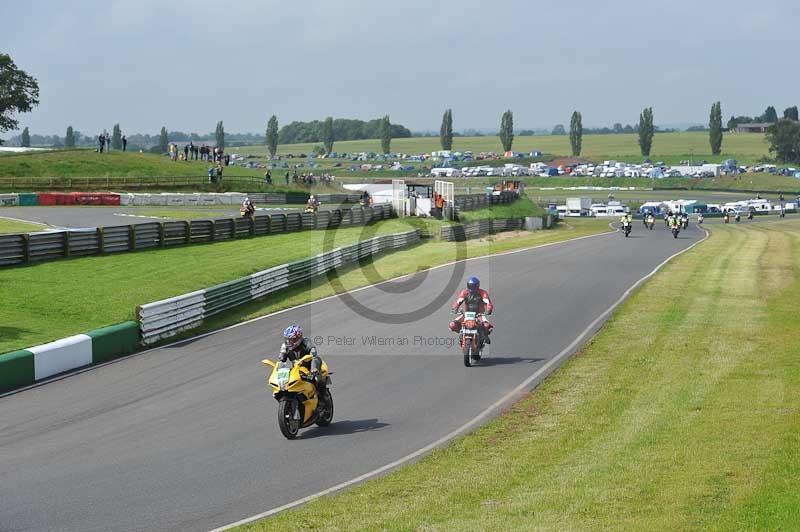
left=622, top=221, right=632, bottom=237
left=671, top=225, right=680, bottom=239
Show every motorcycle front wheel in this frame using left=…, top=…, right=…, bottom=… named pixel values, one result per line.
left=463, top=341, right=472, bottom=367
left=278, top=398, right=300, bottom=439
left=315, top=389, right=334, bottom=427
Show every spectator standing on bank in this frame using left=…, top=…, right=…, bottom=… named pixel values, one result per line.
left=208, top=165, right=215, bottom=183
left=264, top=169, right=272, bottom=185
left=122, top=135, right=127, bottom=151
left=285, top=171, right=290, bottom=185
left=216, top=162, right=223, bottom=182
left=183, top=143, right=189, bottom=161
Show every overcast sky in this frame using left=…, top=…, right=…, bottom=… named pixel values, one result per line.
left=3, top=0, right=800, bottom=136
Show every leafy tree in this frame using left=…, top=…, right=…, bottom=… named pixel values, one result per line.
left=379, top=114, right=392, bottom=154
left=709, top=101, right=723, bottom=156
left=766, top=120, right=800, bottom=163
left=623, top=124, right=634, bottom=134
left=761, top=106, right=778, bottom=123
left=569, top=111, right=583, bottom=156
left=638, top=107, right=654, bottom=156
left=612, top=123, right=624, bottom=134
left=322, top=116, right=334, bottom=155
left=0, top=54, right=40, bottom=133
left=551, top=124, right=566, bottom=135
left=65, top=126, right=75, bottom=148
left=21, top=126, right=30, bottom=147
left=440, top=109, right=453, bottom=150
left=112, top=123, right=122, bottom=150
left=784, top=106, right=799, bottom=121
left=158, top=126, right=168, bottom=153
left=266, top=115, right=279, bottom=157
left=499, top=110, right=514, bottom=152
left=215, top=121, right=225, bottom=148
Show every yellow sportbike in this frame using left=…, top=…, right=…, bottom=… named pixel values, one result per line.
left=262, top=354, right=333, bottom=439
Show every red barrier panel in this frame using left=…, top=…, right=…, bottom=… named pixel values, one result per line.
left=99, top=193, right=120, bottom=206
left=37, top=193, right=57, bottom=205
left=36, top=191, right=120, bottom=206
left=55, top=193, right=75, bottom=205
left=70, top=192, right=104, bottom=205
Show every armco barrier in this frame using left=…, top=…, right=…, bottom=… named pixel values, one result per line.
left=137, top=230, right=421, bottom=344
left=0, top=204, right=393, bottom=268
left=0, top=321, right=140, bottom=392
left=440, top=214, right=557, bottom=241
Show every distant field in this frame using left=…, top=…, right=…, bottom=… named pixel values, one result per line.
left=232, top=131, right=771, bottom=165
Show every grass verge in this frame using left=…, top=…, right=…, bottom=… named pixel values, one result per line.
left=457, top=197, right=545, bottom=224
left=0, top=218, right=610, bottom=353
left=0, top=217, right=46, bottom=234
left=239, top=219, right=800, bottom=531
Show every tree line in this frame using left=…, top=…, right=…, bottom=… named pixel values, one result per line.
left=275, top=117, right=411, bottom=145
left=727, top=106, right=798, bottom=129
left=4, top=52, right=799, bottom=163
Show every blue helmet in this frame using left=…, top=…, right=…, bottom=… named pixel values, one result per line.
left=283, top=324, right=303, bottom=349
left=467, top=276, right=480, bottom=291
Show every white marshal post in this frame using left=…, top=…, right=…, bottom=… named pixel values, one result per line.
left=392, top=179, right=406, bottom=217
left=434, top=179, right=455, bottom=220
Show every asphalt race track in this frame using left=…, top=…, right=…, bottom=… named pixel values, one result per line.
left=0, top=222, right=705, bottom=531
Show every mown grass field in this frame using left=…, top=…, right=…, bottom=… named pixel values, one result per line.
left=234, top=131, right=771, bottom=164
left=241, top=219, right=800, bottom=531
left=0, top=217, right=46, bottom=234
left=0, top=217, right=610, bottom=353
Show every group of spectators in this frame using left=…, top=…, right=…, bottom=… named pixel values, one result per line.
left=168, top=142, right=229, bottom=165
left=289, top=171, right=335, bottom=185
left=97, top=132, right=127, bottom=153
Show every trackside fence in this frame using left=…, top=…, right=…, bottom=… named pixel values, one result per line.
left=453, top=191, right=517, bottom=213
left=137, top=230, right=422, bottom=344
left=0, top=204, right=393, bottom=267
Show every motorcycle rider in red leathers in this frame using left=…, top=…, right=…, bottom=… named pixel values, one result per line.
left=449, top=276, right=494, bottom=344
